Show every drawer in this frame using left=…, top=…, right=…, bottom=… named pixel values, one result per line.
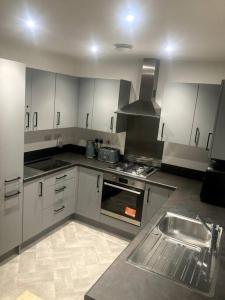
left=43, top=178, right=75, bottom=209
left=44, top=168, right=75, bottom=187
left=42, top=197, right=73, bottom=230
left=0, top=184, right=23, bottom=212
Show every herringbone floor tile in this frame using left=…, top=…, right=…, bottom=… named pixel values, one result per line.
left=0, top=220, right=129, bottom=300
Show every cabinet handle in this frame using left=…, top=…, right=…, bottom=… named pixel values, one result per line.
left=147, top=188, right=151, bottom=204
left=56, top=174, right=67, bottom=180
left=33, top=112, right=38, bottom=128
left=206, top=132, right=212, bottom=151
left=86, top=113, right=89, bottom=128
left=97, top=175, right=100, bottom=192
left=194, top=127, right=200, bottom=145
left=56, top=112, right=60, bottom=126
left=5, top=177, right=21, bottom=184
left=55, top=186, right=66, bottom=193
left=5, top=191, right=21, bottom=200
left=54, top=205, right=65, bottom=214
left=161, top=123, right=165, bottom=140
left=110, top=116, right=114, bottom=131
left=39, top=182, right=43, bottom=197
left=25, top=112, right=30, bottom=129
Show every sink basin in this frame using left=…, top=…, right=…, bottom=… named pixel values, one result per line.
left=127, top=212, right=223, bottom=297
left=158, top=213, right=211, bottom=248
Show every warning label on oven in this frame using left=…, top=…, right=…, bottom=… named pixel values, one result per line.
left=125, top=207, right=136, bottom=218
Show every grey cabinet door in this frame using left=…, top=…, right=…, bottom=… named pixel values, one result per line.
left=31, top=69, right=55, bottom=130
left=142, top=184, right=171, bottom=226
left=76, top=167, right=102, bottom=221
left=0, top=59, right=25, bottom=190
left=23, top=180, right=43, bottom=242
left=0, top=191, right=23, bottom=256
left=92, top=79, right=120, bottom=133
left=190, top=84, right=220, bottom=149
left=54, top=74, right=78, bottom=129
left=78, top=78, right=95, bottom=129
left=158, top=83, right=198, bottom=145
left=211, top=82, right=225, bottom=160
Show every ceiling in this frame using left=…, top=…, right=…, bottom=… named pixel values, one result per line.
left=1, top=0, right=225, bottom=61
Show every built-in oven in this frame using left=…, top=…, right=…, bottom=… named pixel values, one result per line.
left=101, top=172, right=145, bottom=226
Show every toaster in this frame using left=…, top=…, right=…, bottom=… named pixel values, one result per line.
left=98, top=147, right=120, bottom=164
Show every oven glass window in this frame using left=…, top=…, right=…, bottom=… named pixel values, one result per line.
left=101, top=181, right=144, bottom=223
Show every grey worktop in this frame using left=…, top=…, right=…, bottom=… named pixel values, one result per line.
left=24, top=152, right=225, bottom=299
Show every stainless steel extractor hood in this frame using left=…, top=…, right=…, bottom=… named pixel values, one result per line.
left=116, top=58, right=161, bottom=118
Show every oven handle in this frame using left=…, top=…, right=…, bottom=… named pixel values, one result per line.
left=104, top=182, right=141, bottom=195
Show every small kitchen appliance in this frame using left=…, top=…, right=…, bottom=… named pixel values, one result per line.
left=98, top=147, right=120, bottom=164
left=85, top=140, right=96, bottom=158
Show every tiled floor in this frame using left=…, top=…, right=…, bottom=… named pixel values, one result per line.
left=0, top=220, right=129, bottom=300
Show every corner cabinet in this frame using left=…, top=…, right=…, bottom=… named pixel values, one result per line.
left=78, top=78, right=131, bottom=133
left=54, top=74, right=78, bottom=129
left=158, top=82, right=220, bottom=150
left=76, top=167, right=103, bottom=221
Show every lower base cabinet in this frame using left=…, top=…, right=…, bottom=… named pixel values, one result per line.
left=141, top=183, right=173, bottom=227
left=76, top=167, right=103, bottom=222
left=0, top=190, right=23, bottom=256
left=23, top=168, right=76, bottom=243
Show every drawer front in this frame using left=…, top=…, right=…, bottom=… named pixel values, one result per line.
left=43, top=178, right=75, bottom=209
left=0, top=184, right=23, bottom=212
left=0, top=191, right=23, bottom=256
left=42, top=197, right=73, bottom=230
left=44, top=168, right=75, bottom=187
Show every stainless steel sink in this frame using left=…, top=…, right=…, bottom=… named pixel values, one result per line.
left=127, top=212, right=223, bottom=297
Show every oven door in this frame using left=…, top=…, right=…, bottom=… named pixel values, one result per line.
left=101, top=180, right=144, bottom=226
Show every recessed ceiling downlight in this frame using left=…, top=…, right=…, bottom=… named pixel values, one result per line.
left=114, top=43, right=133, bottom=51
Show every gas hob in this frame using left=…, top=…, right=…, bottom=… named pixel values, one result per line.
left=108, top=161, right=157, bottom=178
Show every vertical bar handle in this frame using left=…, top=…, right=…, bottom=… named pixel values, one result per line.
left=147, top=188, right=151, bottom=204
left=33, top=112, right=38, bottom=128
left=25, top=112, right=30, bottom=129
left=110, top=116, right=114, bottom=132
left=86, top=113, right=89, bottom=128
left=39, top=182, right=43, bottom=197
left=56, top=112, right=60, bottom=126
left=161, top=123, right=165, bottom=140
left=206, top=132, right=212, bottom=151
left=97, top=175, right=100, bottom=192
left=195, top=127, right=200, bottom=145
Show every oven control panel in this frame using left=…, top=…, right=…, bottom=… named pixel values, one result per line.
left=104, top=172, right=145, bottom=190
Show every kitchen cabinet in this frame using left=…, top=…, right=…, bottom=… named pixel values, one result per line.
left=54, top=74, right=79, bottom=128
left=28, top=68, right=55, bottom=131
left=0, top=59, right=25, bottom=191
left=158, top=83, right=198, bottom=145
left=77, top=78, right=131, bottom=133
left=23, top=179, right=43, bottom=242
left=142, top=184, right=172, bottom=227
left=92, top=79, right=130, bottom=133
left=190, top=84, right=220, bottom=150
left=76, top=167, right=103, bottom=221
left=0, top=190, right=23, bottom=256
left=77, top=78, right=95, bottom=129
left=25, top=68, right=32, bottom=131
left=211, top=81, right=225, bottom=160
left=23, top=168, right=76, bottom=242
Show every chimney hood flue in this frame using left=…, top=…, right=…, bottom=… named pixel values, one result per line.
left=116, top=58, right=161, bottom=118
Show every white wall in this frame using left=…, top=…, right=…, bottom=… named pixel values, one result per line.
left=3, top=40, right=225, bottom=171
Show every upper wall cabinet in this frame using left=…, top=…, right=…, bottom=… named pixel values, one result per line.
left=78, top=78, right=131, bottom=133
left=158, top=83, right=198, bottom=145
left=54, top=74, right=78, bottom=129
left=211, top=81, right=225, bottom=160
left=25, top=68, right=55, bottom=131
left=158, top=82, right=220, bottom=149
left=77, top=78, right=95, bottom=129
left=190, top=84, right=220, bottom=149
